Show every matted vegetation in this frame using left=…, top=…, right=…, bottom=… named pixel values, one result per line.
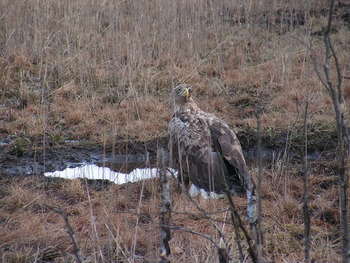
left=0, top=0, right=349, bottom=262
left=0, top=167, right=344, bottom=262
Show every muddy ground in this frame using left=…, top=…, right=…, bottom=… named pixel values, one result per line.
left=0, top=127, right=337, bottom=179
left=0, top=137, right=168, bottom=177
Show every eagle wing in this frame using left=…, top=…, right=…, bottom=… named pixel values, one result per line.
left=207, top=115, right=255, bottom=193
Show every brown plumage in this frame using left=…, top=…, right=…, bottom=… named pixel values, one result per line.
left=168, top=84, right=255, bottom=195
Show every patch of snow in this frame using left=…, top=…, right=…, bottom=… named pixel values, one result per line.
left=45, top=164, right=170, bottom=185
left=189, top=184, right=224, bottom=199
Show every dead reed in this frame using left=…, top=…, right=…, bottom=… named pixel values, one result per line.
left=1, top=0, right=348, bottom=144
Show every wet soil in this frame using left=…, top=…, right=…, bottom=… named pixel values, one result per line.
left=0, top=127, right=337, bottom=179
left=0, top=137, right=168, bottom=177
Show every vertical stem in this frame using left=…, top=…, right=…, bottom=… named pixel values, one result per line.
left=158, top=148, right=171, bottom=263
left=48, top=206, right=84, bottom=263
left=322, top=1, right=349, bottom=261
left=302, top=101, right=310, bottom=262
left=256, top=105, right=263, bottom=262
left=225, top=191, right=257, bottom=263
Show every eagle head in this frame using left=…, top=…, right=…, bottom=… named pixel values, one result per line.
left=169, top=84, right=192, bottom=103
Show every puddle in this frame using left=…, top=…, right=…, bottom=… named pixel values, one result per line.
left=44, top=164, right=176, bottom=185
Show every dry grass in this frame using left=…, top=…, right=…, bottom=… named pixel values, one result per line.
left=0, top=0, right=350, bottom=262
left=0, top=0, right=349, bottom=144
left=0, top=164, right=344, bottom=262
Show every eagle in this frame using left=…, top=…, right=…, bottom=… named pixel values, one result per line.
left=168, top=84, right=255, bottom=196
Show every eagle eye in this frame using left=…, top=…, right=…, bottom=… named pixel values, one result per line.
left=176, top=88, right=182, bottom=96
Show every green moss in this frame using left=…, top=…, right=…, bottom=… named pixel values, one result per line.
left=49, top=133, right=64, bottom=146
left=9, top=137, right=31, bottom=157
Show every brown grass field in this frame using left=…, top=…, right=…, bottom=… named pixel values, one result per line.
left=0, top=0, right=350, bottom=262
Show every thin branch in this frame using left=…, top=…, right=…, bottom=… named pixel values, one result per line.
left=226, top=191, right=246, bottom=262
left=46, top=205, right=84, bottom=263
left=256, top=105, right=263, bottom=262
left=329, top=39, right=349, bottom=152
left=329, top=40, right=342, bottom=103
left=167, top=170, right=227, bottom=243
left=302, top=101, right=310, bottom=262
left=158, top=148, right=172, bottom=263
left=289, top=36, right=329, bottom=90
left=114, top=208, right=224, bottom=251
left=167, top=169, right=231, bottom=261
left=322, top=0, right=349, bottom=261
left=324, top=0, right=334, bottom=36
left=113, top=207, right=225, bottom=251
left=164, top=225, right=223, bottom=249
left=225, top=191, right=257, bottom=263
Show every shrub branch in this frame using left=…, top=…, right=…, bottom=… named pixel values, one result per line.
left=158, top=148, right=172, bottom=263
left=46, top=205, right=84, bottom=263
left=302, top=101, right=310, bottom=262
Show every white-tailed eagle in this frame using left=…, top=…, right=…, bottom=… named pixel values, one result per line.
left=168, top=84, right=255, bottom=196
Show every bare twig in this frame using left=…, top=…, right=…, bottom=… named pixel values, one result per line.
left=114, top=206, right=227, bottom=253
left=256, top=105, right=263, bottom=262
left=47, top=205, right=84, bottom=263
left=329, top=37, right=350, bottom=153
left=325, top=1, right=349, bottom=262
left=302, top=101, right=310, bottom=262
left=225, top=191, right=257, bottom=263
left=84, top=179, right=105, bottom=262
left=163, top=224, right=222, bottom=249
left=158, top=148, right=172, bottom=263
left=131, top=177, right=145, bottom=262
left=226, top=191, right=245, bottom=262
left=321, top=0, right=349, bottom=261
left=167, top=169, right=230, bottom=259
left=168, top=170, right=228, bottom=241
left=296, top=1, right=350, bottom=260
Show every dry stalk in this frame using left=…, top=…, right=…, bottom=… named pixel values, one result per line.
left=167, top=169, right=229, bottom=261
left=292, top=1, right=350, bottom=260
left=302, top=101, right=310, bottom=262
left=46, top=205, right=84, bottom=263
left=256, top=105, right=264, bottom=262
left=158, top=148, right=172, bottom=263
left=305, top=0, right=350, bottom=261
left=322, top=1, right=349, bottom=261
left=84, top=179, right=105, bottom=262
left=225, top=191, right=257, bottom=263
left=131, top=179, right=145, bottom=262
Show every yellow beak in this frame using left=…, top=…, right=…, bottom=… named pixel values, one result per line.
left=183, top=88, right=189, bottom=102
